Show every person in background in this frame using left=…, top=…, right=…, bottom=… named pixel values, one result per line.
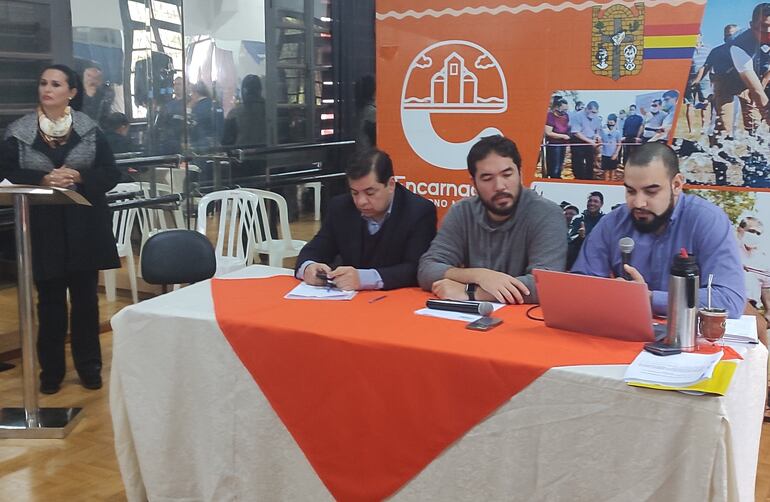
left=418, top=135, right=565, bottom=304
left=188, top=81, right=223, bottom=151
left=563, top=203, right=579, bottom=227
left=641, top=99, right=667, bottom=143
left=543, top=97, right=571, bottom=178
left=221, top=74, right=266, bottom=147
left=356, top=75, right=376, bottom=152
left=737, top=215, right=770, bottom=323
left=81, top=65, right=114, bottom=127
left=0, top=64, right=120, bottom=394
left=650, top=90, right=680, bottom=143
left=616, top=109, right=627, bottom=135
left=707, top=7, right=770, bottom=140
left=155, top=76, right=186, bottom=154
left=296, top=149, right=436, bottom=291
left=103, top=112, right=139, bottom=154
left=621, top=104, right=644, bottom=164
left=567, top=191, right=605, bottom=269
left=571, top=142, right=745, bottom=318
left=570, top=100, right=602, bottom=180
left=600, top=114, right=622, bottom=181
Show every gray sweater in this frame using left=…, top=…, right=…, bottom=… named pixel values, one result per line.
left=418, top=188, right=567, bottom=303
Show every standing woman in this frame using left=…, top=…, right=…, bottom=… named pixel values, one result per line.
left=0, top=64, right=120, bottom=394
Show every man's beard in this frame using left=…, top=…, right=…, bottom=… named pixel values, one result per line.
left=631, top=192, right=675, bottom=233
left=481, top=191, right=517, bottom=217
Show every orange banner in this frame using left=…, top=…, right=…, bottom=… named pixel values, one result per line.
left=377, top=0, right=706, bottom=215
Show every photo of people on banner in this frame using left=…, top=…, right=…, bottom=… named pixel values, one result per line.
left=533, top=180, right=770, bottom=322
left=674, top=1, right=770, bottom=188
left=537, top=89, right=678, bottom=182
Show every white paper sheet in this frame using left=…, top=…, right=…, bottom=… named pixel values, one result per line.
left=723, top=315, right=759, bottom=344
left=623, top=350, right=723, bottom=387
left=414, top=302, right=505, bottom=323
left=284, top=282, right=357, bottom=300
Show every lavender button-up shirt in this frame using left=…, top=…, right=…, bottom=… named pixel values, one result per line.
left=571, top=194, right=746, bottom=318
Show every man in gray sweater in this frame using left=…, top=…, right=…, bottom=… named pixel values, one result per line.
left=418, top=135, right=566, bottom=303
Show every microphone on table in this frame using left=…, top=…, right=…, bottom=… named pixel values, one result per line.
left=619, top=237, right=635, bottom=280
left=426, top=299, right=494, bottom=316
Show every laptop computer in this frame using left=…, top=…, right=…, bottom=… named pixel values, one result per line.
left=533, top=269, right=660, bottom=342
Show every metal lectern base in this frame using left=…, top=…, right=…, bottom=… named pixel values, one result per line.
left=0, top=407, right=84, bottom=438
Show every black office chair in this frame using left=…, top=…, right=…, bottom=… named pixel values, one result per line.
left=141, top=229, right=216, bottom=293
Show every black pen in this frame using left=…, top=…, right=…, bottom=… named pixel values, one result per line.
left=369, top=295, right=387, bottom=303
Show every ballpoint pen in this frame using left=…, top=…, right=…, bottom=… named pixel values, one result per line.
left=369, top=295, right=387, bottom=303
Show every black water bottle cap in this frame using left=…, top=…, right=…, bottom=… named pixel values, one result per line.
left=671, top=248, right=699, bottom=277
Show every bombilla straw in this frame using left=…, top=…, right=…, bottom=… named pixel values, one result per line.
left=707, top=273, right=714, bottom=310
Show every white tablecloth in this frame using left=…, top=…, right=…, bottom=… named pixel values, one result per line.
left=110, top=266, right=767, bottom=501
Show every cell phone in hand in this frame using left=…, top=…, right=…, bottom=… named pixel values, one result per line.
left=315, top=270, right=334, bottom=288
left=643, top=341, right=682, bottom=356
left=466, top=316, right=503, bottom=331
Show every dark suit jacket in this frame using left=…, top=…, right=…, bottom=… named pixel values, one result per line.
left=296, top=183, right=437, bottom=290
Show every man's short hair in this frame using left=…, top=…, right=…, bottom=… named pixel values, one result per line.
left=467, top=135, right=522, bottom=177
left=588, top=191, right=604, bottom=204
left=652, top=99, right=662, bottom=106
left=607, top=113, right=617, bottom=122
left=553, top=97, right=568, bottom=109
left=586, top=100, right=599, bottom=110
left=564, top=204, right=579, bottom=213
left=663, top=90, right=680, bottom=100
left=626, top=142, right=680, bottom=178
left=575, top=100, right=584, bottom=107
left=346, top=149, right=394, bottom=184
left=752, top=3, right=770, bottom=23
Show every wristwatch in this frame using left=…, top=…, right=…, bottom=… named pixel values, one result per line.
left=465, top=283, right=477, bottom=301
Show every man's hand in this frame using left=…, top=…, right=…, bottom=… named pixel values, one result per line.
left=474, top=269, right=530, bottom=304
left=431, top=278, right=468, bottom=300
left=328, top=266, right=360, bottom=291
left=578, top=222, right=586, bottom=239
left=303, top=262, right=332, bottom=286
left=622, top=264, right=647, bottom=285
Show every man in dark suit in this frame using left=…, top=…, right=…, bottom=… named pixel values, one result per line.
left=295, top=149, right=437, bottom=290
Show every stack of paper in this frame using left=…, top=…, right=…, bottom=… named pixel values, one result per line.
left=624, top=350, right=739, bottom=396
left=624, top=350, right=722, bottom=387
left=723, top=315, right=759, bottom=344
left=284, top=282, right=357, bottom=301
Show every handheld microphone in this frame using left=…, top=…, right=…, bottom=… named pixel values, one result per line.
left=426, top=299, right=494, bottom=316
left=619, top=237, right=635, bottom=280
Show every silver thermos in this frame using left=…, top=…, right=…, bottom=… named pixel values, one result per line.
left=664, top=251, right=699, bottom=350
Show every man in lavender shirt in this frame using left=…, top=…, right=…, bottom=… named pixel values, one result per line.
left=571, top=142, right=746, bottom=318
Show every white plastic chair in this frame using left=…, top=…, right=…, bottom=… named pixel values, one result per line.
left=196, top=189, right=259, bottom=276
left=302, top=182, right=322, bottom=221
left=103, top=206, right=139, bottom=304
left=104, top=183, right=145, bottom=303
left=241, top=188, right=307, bottom=268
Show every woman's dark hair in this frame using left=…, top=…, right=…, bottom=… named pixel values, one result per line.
left=40, top=64, right=84, bottom=111
left=241, top=74, right=263, bottom=103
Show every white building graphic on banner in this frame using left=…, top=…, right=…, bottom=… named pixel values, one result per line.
left=401, top=40, right=507, bottom=169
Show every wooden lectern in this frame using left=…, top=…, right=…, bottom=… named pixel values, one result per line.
left=0, top=185, right=91, bottom=438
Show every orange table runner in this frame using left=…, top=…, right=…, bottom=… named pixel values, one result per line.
left=212, top=276, right=646, bottom=501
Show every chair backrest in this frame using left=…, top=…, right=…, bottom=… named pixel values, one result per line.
left=112, top=206, right=136, bottom=254
left=141, top=230, right=216, bottom=285
left=196, top=189, right=259, bottom=263
left=240, top=188, right=294, bottom=247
